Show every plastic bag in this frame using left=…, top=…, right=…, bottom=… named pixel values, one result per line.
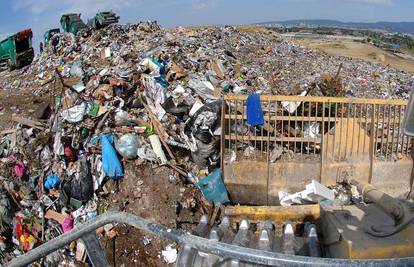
left=191, top=139, right=218, bottom=167
left=101, top=134, right=123, bottom=179
left=142, top=76, right=169, bottom=105
left=140, top=58, right=161, bottom=76
left=188, top=100, right=221, bottom=144
left=63, top=156, right=94, bottom=202
left=61, top=103, right=87, bottom=123
left=197, top=168, right=229, bottom=204
left=53, top=130, right=64, bottom=156
left=69, top=61, right=83, bottom=77
left=116, top=134, right=139, bottom=160
left=14, top=162, right=25, bottom=178
left=0, top=193, right=13, bottom=225
left=61, top=215, right=74, bottom=233
left=114, top=110, right=129, bottom=126
left=44, top=173, right=62, bottom=190
left=136, top=136, right=157, bottom=162
left=246, top=93, right=264, bottom=127
left=188, top=78, right=219, bottom=102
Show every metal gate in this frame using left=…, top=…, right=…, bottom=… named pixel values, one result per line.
left=221, top=95, right=413, bottom=205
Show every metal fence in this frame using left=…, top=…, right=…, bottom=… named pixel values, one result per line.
left=222, top=95, right=411, bottom=163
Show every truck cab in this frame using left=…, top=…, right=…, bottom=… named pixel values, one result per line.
left=90, top=11, right=120, bottom=29
left=0, top=29, right=34, bottom=70
left=60, top=14, right=89, bottom=36
left=44, top=28, right=60, bottom=45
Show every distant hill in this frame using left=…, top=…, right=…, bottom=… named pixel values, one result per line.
left=257, top=19, right=414, bottom=34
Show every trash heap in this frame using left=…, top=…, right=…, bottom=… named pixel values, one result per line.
left=1, top=23, right=413, bottom=99
left=0, top=21, right=413, bottom=265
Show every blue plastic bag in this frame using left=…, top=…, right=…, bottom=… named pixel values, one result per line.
left=152, top=58, right=167, bottom=75
left=101, top=134, right=123, bottom=180
left=246, top=93, right=264, bottom=127
left=154, top=76, right=169, bottom=88
left=44, top=173, right=62, bottom=190
left=197, top=168, right=229, bottom=204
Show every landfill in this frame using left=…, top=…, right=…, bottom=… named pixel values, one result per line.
left=0, top=21, right=413, bottom=266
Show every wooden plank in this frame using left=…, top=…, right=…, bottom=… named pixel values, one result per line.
left=224, top=114, right=404, bottom=125
left=12, top=115, right=45, bottom=130
left=45, top=210, right=66, bottom=224
left=224, top=94, right=407, bottom=105
left=224, top=114, right=339, bottom=122
left=0, top=129, right=17, bottom=135
left=224, top=134, right=317, bottom=143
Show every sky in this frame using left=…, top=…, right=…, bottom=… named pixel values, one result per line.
left=1, top=0, right=414, bottom=49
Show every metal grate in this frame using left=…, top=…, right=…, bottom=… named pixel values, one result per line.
left=222, top=95, right=411, bottom=163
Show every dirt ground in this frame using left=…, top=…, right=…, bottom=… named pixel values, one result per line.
left=0, top=89, right=49, bottom=127
left=298, top=39, right=414, bottom=72
left=101, top=164, right=198, bottom=267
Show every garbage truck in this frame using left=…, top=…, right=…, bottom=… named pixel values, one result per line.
left=60, top=14, right=89, bottom=36
left=0, top=29, right=34, bottom=71
left=43, top=28, right=60, bottom=45
left=5, top=93, right=414, bottom=266
left=89, top=11, right=120, bottom=29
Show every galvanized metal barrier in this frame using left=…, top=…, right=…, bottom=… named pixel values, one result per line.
left=222, top=95, right=413, bottom=205
left=5, top=212, right=414, bottom=267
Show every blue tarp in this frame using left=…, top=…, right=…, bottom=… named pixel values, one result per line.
left=246, top=93, right=264, bottom=126
left=197, top=168, right=229, bottom=204
left=101, top=134, right=123, bottom=180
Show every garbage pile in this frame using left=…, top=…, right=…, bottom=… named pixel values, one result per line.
left=0, top=21, right=413, bottom=265
left=0, top=21, right=235, bottom=265
left=1, top=24, right=413, bottom=99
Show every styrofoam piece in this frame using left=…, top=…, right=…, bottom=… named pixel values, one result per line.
left=189, top=100, right=204, bottom=117
left=149, top=134, right=168, bottom=164
left=279, top=180, right=334, bottom=206
left=281, top=91, right=307, bottom=114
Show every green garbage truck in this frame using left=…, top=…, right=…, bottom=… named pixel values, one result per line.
left=44, top=28, right=60, bottom=45
left=60, top=13, right=89, bottom=36
left=90, top=11, right=120, bottom=29
left=0, top=29, right=34, bottom=70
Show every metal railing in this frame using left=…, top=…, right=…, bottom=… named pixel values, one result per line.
left=222, top=95, right=411, bottom=162
left=5, top=212, right=414, bottom=267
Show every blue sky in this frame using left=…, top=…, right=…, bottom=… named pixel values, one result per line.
left=1, top=0, right=414, bottom=48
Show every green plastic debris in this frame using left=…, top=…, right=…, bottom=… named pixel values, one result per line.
left=69, top=198, right=83, bottom=209
left=81, top=128, right=89, bottom=137
left=144, top=126, right=154, bottom=136
left=55, top=96, right=62, bottom=106
left=88, top=102, right=99, bottom=117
